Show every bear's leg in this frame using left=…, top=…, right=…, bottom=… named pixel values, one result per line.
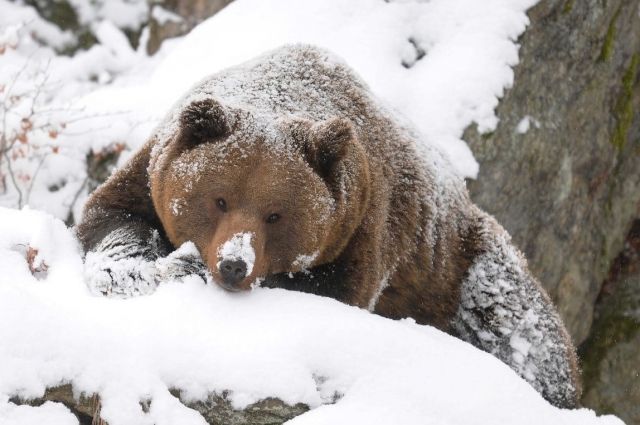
left=83, top=219, right=208, bottom=297
left=451, top=220, right=581, bottom=408
left=83, top=221, right=166, bottom=297
left=78, top=142, right=208, bottom=298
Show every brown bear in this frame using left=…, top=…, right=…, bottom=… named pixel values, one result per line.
left=77, top=45, right=580, bottom=408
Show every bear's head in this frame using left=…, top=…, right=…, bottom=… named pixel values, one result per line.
left=149, top=98, right=370, bottom=291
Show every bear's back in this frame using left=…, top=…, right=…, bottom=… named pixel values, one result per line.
left=195, top=45, right=463, bottom=189
left=197, top=45, right=378, bottom=125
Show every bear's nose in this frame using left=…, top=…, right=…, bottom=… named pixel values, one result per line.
left=218, top=259, right=248, bottom=288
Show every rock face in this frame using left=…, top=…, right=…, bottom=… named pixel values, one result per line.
left=580, top=220, right=640, bottom=425
left=464, top=0, right=640, bottom=345
left=146, top=0, right=234, bottom=54
left=463, top=0, right=640, bottom=420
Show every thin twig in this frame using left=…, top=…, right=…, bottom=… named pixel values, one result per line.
left=65, top=176, right=89, bottom=223
left=3, top=150, right=23, bottom=208
left=25, top=154, right=47, bottom=204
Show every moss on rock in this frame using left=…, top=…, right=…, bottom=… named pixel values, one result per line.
left=598, top=7, right=621, bottom=62
left=611, top=54, right=639, bottom=150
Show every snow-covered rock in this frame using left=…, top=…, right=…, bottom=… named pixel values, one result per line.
left=0, top=207, right=625, bottom=425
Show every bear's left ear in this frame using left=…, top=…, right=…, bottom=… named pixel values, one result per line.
left=307, top=117, right=371, bottom=226
left=178, top=98, right=230, bottom=146
left=306, top=118, right=356, bottom=180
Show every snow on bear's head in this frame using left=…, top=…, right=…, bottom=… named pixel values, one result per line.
left=150, top=98, right=371, bottom=291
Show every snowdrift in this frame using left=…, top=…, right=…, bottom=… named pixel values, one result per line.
left=0, top=207, right=624, bottom=424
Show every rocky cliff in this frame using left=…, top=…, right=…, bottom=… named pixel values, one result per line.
left=463, top=0, right=640, bottom=422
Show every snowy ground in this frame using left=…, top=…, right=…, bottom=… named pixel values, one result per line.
left=0, top=207, right=625, bottom=425
left=0, top=0, right=626, bottom=424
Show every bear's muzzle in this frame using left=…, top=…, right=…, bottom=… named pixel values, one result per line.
left=218, top=258, right=248, bottom=291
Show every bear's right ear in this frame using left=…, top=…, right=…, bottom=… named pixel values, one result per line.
left=178, top=98, right=230, bottom=146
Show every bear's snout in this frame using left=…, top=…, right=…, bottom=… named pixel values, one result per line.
left=218, top=259, right=248, bottom=290
left=210, top=230, right=259, bottom=292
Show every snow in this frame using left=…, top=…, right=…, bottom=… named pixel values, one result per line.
left=217, top=232, right=256, bottom=276
left=152, top=6, right=184, bottom=25
left=516, top=116, right=532, bottom=134
left=516, top=115, right=540, bottom=134
left=68, top=0, right=148, bottom=31
left=293, top=251, right=319, bottom=273
left=0, top=207, right=626, bottom=425
left=0, top=2, right=74, bottom=50
left=170, top=198, right=183, bottom=216
left=0, top=401, right=78, bottom=425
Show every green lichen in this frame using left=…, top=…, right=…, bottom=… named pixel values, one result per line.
left=580, top=316, right=639, bottom=388
left=598, top=7, right=621, bottom=62
left=579, top=275, right=640, bottom=395
left=480, top=130, right=495, bottom=141
left=611, top=54, right=639, bottom=150
left=562, top=0, right=575, bottom=14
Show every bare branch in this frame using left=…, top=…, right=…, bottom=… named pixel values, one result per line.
left=25, top=154, right=48, bottom=204
left=2, top=150, right=23, bottom=208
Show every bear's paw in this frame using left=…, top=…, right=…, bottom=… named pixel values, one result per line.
left=84, top=251, right=158, bottom=298
left=155, top=242, right=209, bottom=283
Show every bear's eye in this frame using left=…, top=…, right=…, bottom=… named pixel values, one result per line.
left=266, top=213, right=281, bottom=224
left=216, top=198, right=227, bottom=212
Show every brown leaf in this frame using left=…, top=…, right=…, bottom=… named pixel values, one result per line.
left=26, top=246, right=48, bottom=277
left=21, top=118, right=33, bottom=131
left=113, top=142, right=126, bottom=153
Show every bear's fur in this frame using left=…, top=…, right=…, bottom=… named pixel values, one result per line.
left=77, top=45, right=580, bottom=408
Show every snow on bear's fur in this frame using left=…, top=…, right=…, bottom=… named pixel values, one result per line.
left=77, top=44, right=580, bottom=407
